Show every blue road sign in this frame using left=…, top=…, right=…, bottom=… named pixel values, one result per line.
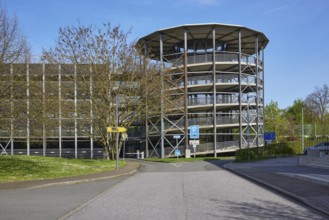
left=173, top=135, right=181, bottom=139
left=264, top=132, right=276, bottom=141
left=175, top=149, right=181, bottom=156
left=190, top=125, right=199, bottom=139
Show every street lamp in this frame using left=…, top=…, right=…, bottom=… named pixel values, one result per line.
left=115, top=94, right=119, bottom=170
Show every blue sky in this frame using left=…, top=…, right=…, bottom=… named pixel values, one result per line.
left=4, top=0, right=329, bottom=109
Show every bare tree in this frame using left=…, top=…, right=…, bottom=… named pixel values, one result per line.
left=0, top=3, right=30, bottom=63
left=0, top=3, right=31, bottom=139
left=42, top=23, right=163, bottom=160
left=305, top=84, right=329, bottom=122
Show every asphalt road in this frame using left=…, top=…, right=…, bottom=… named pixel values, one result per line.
left=0, top=175, right=130, bottom=220
left=63, top=160, right=326, bottom=220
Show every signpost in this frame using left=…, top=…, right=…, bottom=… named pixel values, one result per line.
left=175, top=149, right=181, bottom=159
left=189, top=125, right=199, bottom=139
left=192, top=144, right=196, bottom=158
left=107, top=127, right=127, bottom=133
left=107, top=126, right=127, bottom=170
left=122, top=133, right=128, bottom=161
left=264, top=132, right=276, bottom=145
left=189, top=125, right=199, bottom=158
left=189, top=139, right=200, bottom=157
left=189, top=140, right=200, bottom=145
left=173, top=134, right=181, bottom=159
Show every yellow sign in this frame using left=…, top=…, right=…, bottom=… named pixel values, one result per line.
left=107, top=127, right=127, bottom=133
left=122, top=132, right=128, bottom=140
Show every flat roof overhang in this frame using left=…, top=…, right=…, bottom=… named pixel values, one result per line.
left=137, top=23, right=269, bottom=57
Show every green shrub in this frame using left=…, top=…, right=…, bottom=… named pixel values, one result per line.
left=235, top=142, right=298, bottom=162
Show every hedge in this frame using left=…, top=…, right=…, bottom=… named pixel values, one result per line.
left=235, top=141, right=303, bottom=162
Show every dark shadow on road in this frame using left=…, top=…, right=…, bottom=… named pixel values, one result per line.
left=202, top=159, right=233, bottom=170
left=205, top=198, right=326, bottom=220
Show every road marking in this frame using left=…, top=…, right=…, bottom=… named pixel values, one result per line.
left=170, top=163, right=184, bottom=168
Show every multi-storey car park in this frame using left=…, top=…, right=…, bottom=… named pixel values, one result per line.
left=0, top=64, right=104, bottom=158
left=0, top=23, right=268, bottom=159
left=138, top=23, right=269, bottom=158
left=0, top=64, right=145, bottom=158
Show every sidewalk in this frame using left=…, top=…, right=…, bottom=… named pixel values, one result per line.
left=0, top=162, right=141, bottom=190
left=224, top=157, right=329, bottom=217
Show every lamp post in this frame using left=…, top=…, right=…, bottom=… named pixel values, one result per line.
left=115, top=95, right=119, bottom=170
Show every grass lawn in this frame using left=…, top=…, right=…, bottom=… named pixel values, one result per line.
left=0, top=155, right=126, bottom=183
left=145, top=156, right=235, bottom=163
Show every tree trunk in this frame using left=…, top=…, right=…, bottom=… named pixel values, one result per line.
left=103, top=142, right=111, bottom=160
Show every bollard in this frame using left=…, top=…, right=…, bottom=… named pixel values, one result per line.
left=185, top=149, right=191, bottom=158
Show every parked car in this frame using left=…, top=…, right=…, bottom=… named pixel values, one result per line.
left=304, top=142, right=329, bottom=154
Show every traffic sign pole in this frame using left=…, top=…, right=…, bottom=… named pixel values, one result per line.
left=115, top=95, right=119, bottom=171
left=173, top=134, right=181, bottom=159
left=193, top=145, right=196, bottom=158
left=122, top=133, right=128, bottom=161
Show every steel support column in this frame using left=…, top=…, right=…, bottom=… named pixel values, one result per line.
left=144, top=42, right=149, bottom=158
left=26, top=63, right=30, bottom=155
left=261, top=45, right=265, bottom=134
left=90, top=66, right=93, bottom=159
left=10, top=64, right=14, bottom=155
left=238, top=30, right=242, bottom=149
left=184, top=30, right=189, bottom=150
left=42, top=63, right=47, bottom=156
left=58, top=64, right=62, bottom=157
left=74, top=64, right=78, bottom=159
left=212, top=28, right=217, bottom=156
left=160, top=33, right=165, bottom=158
left=255, top=36, right=259, bottom=147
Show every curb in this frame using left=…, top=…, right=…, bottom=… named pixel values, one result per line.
left=28, top=167, right=140, bottom=190
left=224, top=163, right=329, bottom=217
left=58, top=166, right=142, bottom=220
left=0, top=163, right=143, bottom=190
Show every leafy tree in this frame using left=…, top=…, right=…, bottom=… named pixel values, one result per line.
left=42, top=23, right=163, bottom=160
left=264, top=101, right=280, bottom=132
left=284, top=99, right=304, bottom=124
left=264, top=101, right=289, bottom=141
left=282, top=99, right=305, bottom=139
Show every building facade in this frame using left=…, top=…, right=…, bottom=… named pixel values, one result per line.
left=138, top=23, right=269, bottom=158
left=0, top=64, right=103, bottom=158
left=0, top=63, right=145, bottom=158
left=0, top=23, right=269, bottom=159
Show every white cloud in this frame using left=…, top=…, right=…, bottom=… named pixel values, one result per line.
left=263, top=4, right=290, bottom=15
